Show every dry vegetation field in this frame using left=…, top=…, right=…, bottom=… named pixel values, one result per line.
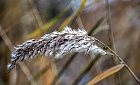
left=0, top=0, right=140, bottom=85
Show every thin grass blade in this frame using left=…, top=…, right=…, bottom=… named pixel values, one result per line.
left=88, top=16, right=105, bottom=36
left=58, top=0, right=87, bottom=31
left=86, top=64, right=124, bottom=85
left=26, top=6, right=71, bottom=39
left=72, top=55, right=101, bottom=85
left=93, top=25, right=109, bottom=35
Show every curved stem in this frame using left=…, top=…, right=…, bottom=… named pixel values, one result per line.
left=95, top=38, right=140, bottom=84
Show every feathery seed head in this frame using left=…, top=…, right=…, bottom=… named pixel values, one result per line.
left=7, top=26, right=106, bottom=71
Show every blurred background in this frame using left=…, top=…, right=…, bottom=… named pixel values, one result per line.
left=0, top=0, right=140, bottom=85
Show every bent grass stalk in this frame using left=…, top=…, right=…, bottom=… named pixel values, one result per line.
left=94, top=38, right=140, bottom=84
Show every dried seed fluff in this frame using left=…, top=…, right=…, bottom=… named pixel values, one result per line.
left=7, top=26, right=106, bottom=71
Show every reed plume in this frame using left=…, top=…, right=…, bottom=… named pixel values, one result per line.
left=7, top=27, right=107, bottom=71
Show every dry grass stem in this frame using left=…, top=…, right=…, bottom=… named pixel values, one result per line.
left=0, top=25, right=37, bottom=85
left=28, top=0, right=44, bottom=28
left=105, top=0, right=120, bottom=84
left=95, top=38, right=140, bottom=84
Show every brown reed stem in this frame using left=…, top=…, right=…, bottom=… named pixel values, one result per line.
left=105, top=0, right=120, bottom=84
